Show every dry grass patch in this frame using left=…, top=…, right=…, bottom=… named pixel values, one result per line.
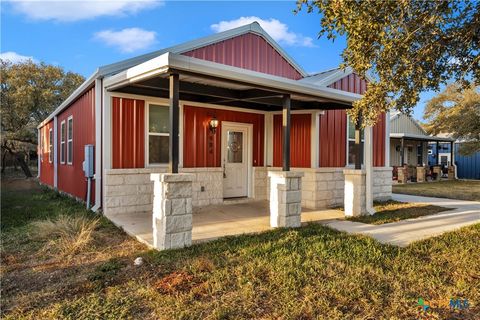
left=30, top=214, right=99, bottom=257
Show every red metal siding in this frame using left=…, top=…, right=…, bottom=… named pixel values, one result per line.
left=273, top=114, right=311, bottom=168
left=183, top=105, right=264, bottom=167
left=328, top=73, right=368, bottom=94
left=319, top=110, right=347, bottom=167
left=327, top=73, right=386, bottom=167
left=182, top=33, right=303, bottom=80
left=57, top=87, right=96, bottom=202
left=111, top=97, right=145, bottom=169
left=373, top=113, right=386, bottom=167
left=39, top=120, right=54, bottom=186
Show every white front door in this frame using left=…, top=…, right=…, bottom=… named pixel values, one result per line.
left=222, top=123, right=249, bottom=198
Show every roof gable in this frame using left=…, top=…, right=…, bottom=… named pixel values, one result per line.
left=98, top=22, right=307, bottom=79
left=390, top=112, right=428, bottom=136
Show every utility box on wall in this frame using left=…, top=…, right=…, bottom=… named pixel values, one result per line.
left=83, top=145, right=94, bottom=178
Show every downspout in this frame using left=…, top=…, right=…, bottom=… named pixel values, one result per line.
left=385, top=111, right=390, bottom=167
left=37, top=128, right=41, bottom=178
left=53, top=116, right=58, bottom=188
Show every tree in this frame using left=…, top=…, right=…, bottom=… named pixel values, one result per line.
left=424, top=84, right=480, bottom=155
left=0, top=59, right=84, bottom=177
left=297, top=0, right=479, bottom=126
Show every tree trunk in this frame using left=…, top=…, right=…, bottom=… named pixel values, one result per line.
left=2, top=145, right=33, bottom=178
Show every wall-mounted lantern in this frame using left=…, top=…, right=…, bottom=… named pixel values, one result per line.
left=209, top=117, right=219, bottom=134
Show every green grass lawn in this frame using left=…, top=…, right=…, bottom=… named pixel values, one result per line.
left=393, top=179, right=480, bottom=201
left=1, top=178, right=479, bottom=319
left=347, top=201, right=452, bottom=225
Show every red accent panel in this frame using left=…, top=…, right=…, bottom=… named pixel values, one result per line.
left=183, top=105, right=264, bottom=167
left=273, top=114, right=311, bottom=168
left=112, top=97, right=145, bottom=169
left=328, top=73, right=368, bottom=94
left=39, top=120, right=54, bottom=186
left=57, top=87, right=96, bottom=202
left=373, top=113, right=386, bottom=167
left=319, top=110, right=347, bottom=167
left=182, top=33, right=303, bottom=80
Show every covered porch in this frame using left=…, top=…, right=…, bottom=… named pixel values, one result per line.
left=102, top=52, right=375, bottom=250
left=390, top=133, right=456, bottom=183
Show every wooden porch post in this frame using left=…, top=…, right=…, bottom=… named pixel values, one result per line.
left=354, top=115, right=362, bottom=170
left=169, top=73, right=179, bottom=173
left=282, top=94, right=291, bottom=171
left=450, top=141, right=454, bottom=166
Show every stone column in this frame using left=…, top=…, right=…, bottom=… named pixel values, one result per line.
left=343, top=169, right=367, bottom=217
left=416, top=166, right=426, bottom=183
left=433, top=166, right=442, bottom=181
left=268, top=171, right=304, bottom=228
left=397, top=166, right=408, bottom=184
left=150, top=173, right=193, bottom=250
left=448, top=166, right=456, bottom=180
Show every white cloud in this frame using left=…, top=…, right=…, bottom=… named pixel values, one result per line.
left=94, top=28, right=156, bottom=53
left=8, top=0, right=162, bottom=22
left=211, top=16, right=314, bottom=47
left=0, top=51, right=36, bottom=63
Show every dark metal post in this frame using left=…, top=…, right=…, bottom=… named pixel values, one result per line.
left=169, top=73, right=179, bottom=173
left=354, top=116, right=362, bottom=170
left=450, top=141, right=454, bottom=166
left=400, top=138, right=405, bottom=166
left=282, top=94, right=291, bottom=171
left=436, top=141, right=439, bottom=165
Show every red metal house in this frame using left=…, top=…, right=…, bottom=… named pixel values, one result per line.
left=38, top=22, right=392, bottom=219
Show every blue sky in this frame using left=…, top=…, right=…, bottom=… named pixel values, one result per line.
left=1, top=0, right=435, bottom=120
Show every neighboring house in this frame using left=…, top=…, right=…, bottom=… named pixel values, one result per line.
left=37, top=22, right=392, bottom=221
left=428, top=141, right=480, bottom=180
left=389, top=111, right=453, bottom=169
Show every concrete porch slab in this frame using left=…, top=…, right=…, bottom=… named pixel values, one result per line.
left=105, top=201, right=344, bottom=248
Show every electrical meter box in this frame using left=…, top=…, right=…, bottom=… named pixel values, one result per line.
left=83, top=145, right=94, bottom=178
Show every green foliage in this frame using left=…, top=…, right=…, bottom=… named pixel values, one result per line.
left=424, top=84, right=480, bottom=154
left=0, top=59, right=84, bottom=172
left=297, top=0, right=479, bottom=126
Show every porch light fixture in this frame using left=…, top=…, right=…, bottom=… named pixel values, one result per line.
left=209, top=117, right=219, bottom=134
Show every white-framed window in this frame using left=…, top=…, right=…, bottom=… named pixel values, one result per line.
left=60, top=120, right=66, bottom=164
left=347, top=116, right=364, bottom=166
left=147, top=104, right=169, bottom=165
left=67, top=116, right=73, bottom=164
left=48, top=128, right=53, bottom=163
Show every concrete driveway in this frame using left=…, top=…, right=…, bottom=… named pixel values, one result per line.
left=323, top=194, right=480, bottom=247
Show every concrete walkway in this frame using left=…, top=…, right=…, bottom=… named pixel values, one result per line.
left=323, top=194, right=480, bottom=247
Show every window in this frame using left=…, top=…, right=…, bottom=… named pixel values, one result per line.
left=347, top=117, right=364, bottom=166
left=148, top=104, right=169, bottom=164
left=60, top=120, right=66, bottom=164
left=67, top=116, right=73, bottom=164
left=48, top=128, right=53, bottom=163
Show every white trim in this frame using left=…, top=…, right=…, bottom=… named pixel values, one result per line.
left=48, top=127, right=53, bottom=164
left=93, top=79, right=103, bottom=212
left=385, top=111, right=391, bottom=167
left=221, top=121, right=253, bottom=198
left=37, top=128, right=41, bottom=178
left=390, top=132, right=455, bottom=142
left=265, top=113, right=274, bottom=166
left=310, top=111, right=318, bottom=168
left=302, top=66, right=375, bottom=87
left=67, top=115, right=73, bottom=165
left=179, top=103, right=184, bottom=168
left=364, top=125, right=375, bottom=215
left=53, top=117, right=58, bottom=188
left=103, top=52, right=362, bottom=103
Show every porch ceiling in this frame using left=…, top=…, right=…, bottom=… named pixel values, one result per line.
left=114, top=73, right=353, bottom=111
